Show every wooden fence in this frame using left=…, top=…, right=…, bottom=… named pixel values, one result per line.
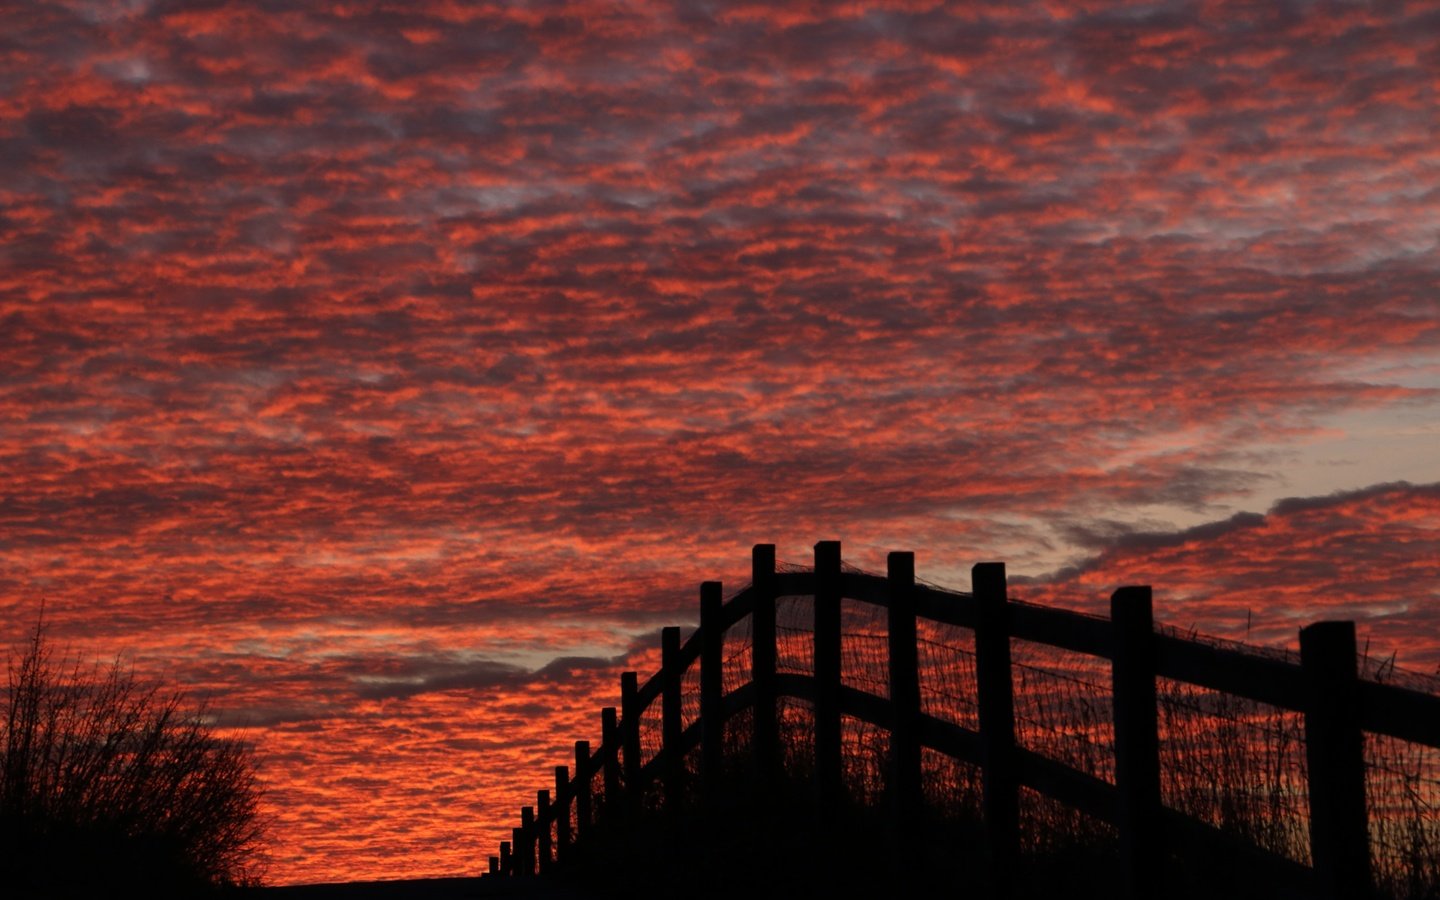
left=485, top=542, right=1440, bottom=899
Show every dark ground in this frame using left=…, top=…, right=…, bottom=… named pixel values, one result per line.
left=256, top=876, right=597, bottom=900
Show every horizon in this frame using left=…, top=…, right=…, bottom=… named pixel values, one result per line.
left=2, top=0, right=1437, bottom=885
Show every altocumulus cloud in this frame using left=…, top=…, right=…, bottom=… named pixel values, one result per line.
left=1, top=0, right=1436, bottom=884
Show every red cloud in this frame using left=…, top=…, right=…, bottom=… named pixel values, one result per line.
left=1021, top=482, right=1440, bottom=670
left=1, top=0, right=1436, bottom=884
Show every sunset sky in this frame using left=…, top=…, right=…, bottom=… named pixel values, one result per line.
left=2, top=0, right=1437, bottom=885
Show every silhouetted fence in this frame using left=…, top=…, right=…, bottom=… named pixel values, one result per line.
left=486, top=543, right=1440, bottom=900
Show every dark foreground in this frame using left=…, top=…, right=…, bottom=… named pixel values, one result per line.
left=258, top=876, right=596, bottom=900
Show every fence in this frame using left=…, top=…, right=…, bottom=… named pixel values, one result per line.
left=485, top=542, right=1440, bottom=899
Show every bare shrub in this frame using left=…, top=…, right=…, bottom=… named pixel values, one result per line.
left=1, top=619, right=265, bottom=896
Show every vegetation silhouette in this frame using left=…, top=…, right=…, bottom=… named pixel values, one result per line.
left=2, top=617, right=266, bottom=897
left=552, top=699, right=1440, bottom=899
left=540, top=704, right=1325, bottom=900
left=552, top=707, right=1117, bottom=900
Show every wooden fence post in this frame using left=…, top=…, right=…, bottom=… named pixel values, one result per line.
left=601, top=709, right=620, bottom=818
left=519, top=806, right=535, bottom=877
left=621, top=671, right=642, bottom=813
left=575, top=739, right=593, bottom=842
left=536, top=790, right=553, bottom=874
left=815, top=540, right=843, bottom=818
left=974, top=561, right=1019, bottom=894
left=662, top=625, right=684, bottom=815
left=553, top=765, right=571, bottom=863
left=1112, top=585, right=1162, bottom=900
left=1301, top=621, right=1372, bottom=900
left=700, top=581, right=725, bottom=802
left=500, top=839, right=512, bottom=877
left=752, top=543, right=779, bottom=791
left=888, top=551, right=922, bottom=830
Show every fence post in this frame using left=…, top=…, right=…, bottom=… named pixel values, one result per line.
left=621, top=671, right=643, bottom=814
left=1112, top=585, right=1162, bottom=900
left=752, top=543, right=779, bottom=791
left=601, top=708, right=620, bottom=819
left=553, top=765, right=571, bottom=863
left=888, top=551, right=922, bottom=831
left=974, top=561, right=1019, bottom=895
left=536, top=790, right=553, bottom=874
left=519, top=806, right=535, bottom=876
left=700, top=581, right=725, bottom=802
left=662, top=626, right=684, bottom=815
left=575, top=739, right=593, bottom=843
left=815, top=540, right=844, bottom=818
left=500, top=839, right=512, bottom=877
left=1301, top=621, right=1372, bottom=900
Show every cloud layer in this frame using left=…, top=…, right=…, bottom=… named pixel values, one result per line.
left=1, top=0, right=1436, bottom=884
left=1023, top=481, right=1440, bottom=665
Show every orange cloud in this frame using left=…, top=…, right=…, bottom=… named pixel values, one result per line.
left=1, top=0, right=1435, bottom=884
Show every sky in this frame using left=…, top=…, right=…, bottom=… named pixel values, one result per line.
left=1, top=0, right=1437, bottom=885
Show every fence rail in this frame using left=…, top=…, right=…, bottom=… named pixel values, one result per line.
left=486, top=543, right=1440, bottom=900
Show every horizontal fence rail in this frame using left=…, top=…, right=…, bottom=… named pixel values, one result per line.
left=488, top=543, right=1440, bottom=900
